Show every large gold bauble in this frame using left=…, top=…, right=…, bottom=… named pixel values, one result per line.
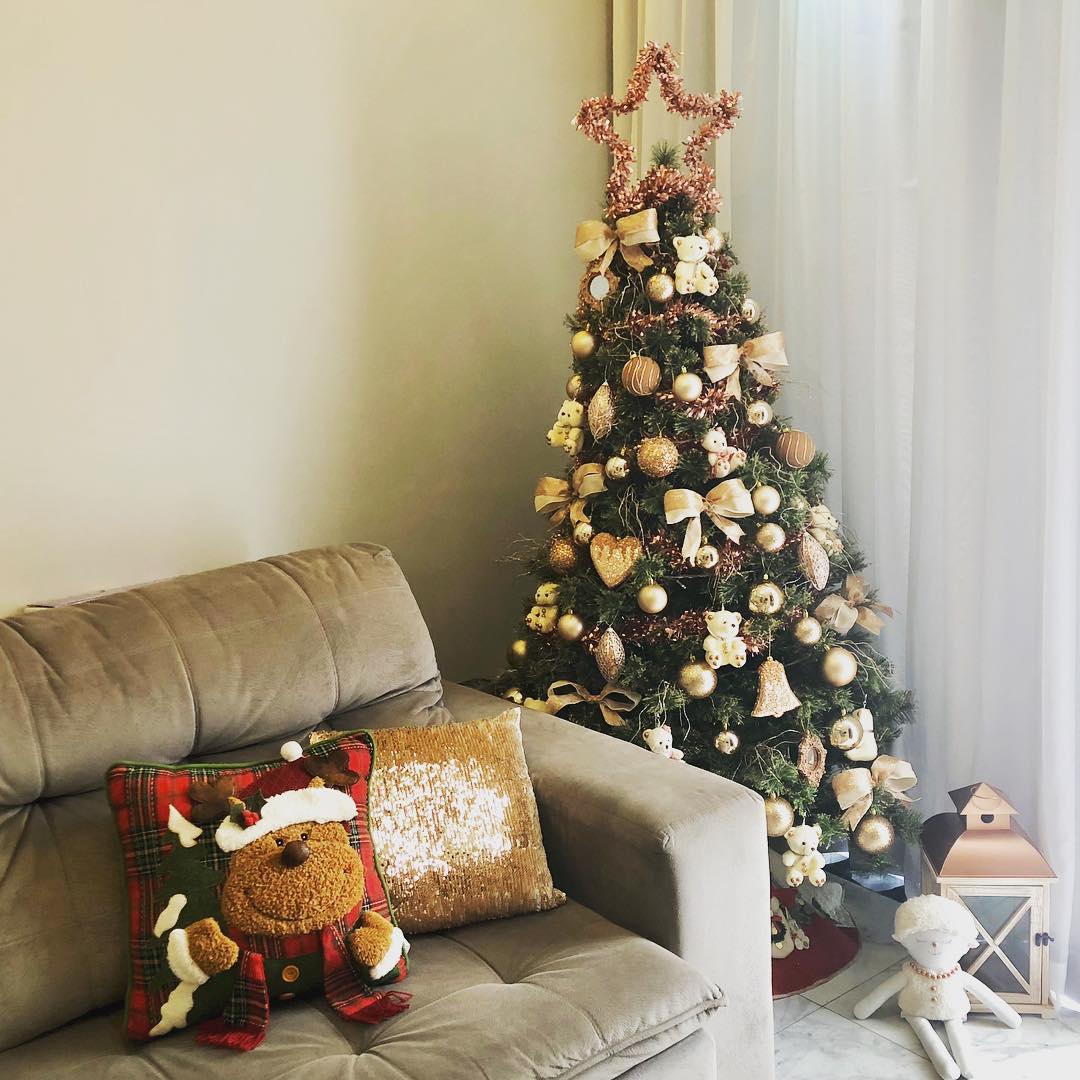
left=829, top=713, right=865, bottom=751
left=571, top=330, right=596, bottom=360
left=645, top=273, right=675, bottom=303
left=746, top=400, right=774, bottom=426
left=793, top=616, right=823, bottom=645
left=502, top=687, right=524, bottom=705
left=637, top=582, right=669, bottom=614
left=566, top=372, right=584, bottom=400
left=775, top=430, right=816, bottom=469
left=637, top=435, right=679, bottom=478
left=673, top=372, right=704, bottom=402
left=741, top=297, right=762, bottom=324
left=695, top=544, right=720, bottom=569
left=764, top=796, right=796, bottom=837
left=822, top=646, right=858, bottom=687
left=714, top=730, right=740, bottom=755
left=755, top=523, right=787, bottom=552
left=556, top=612, right=585, bottom=642
left=752, top=485, right=782, bottom=515
left=507, top=638, right=529, bottom=668
left=548, top=536, right=579, bottom=573
left=572, top=521, right=594, bottom=546
left=595, top=627, right=626, bottom=682
left=749, top=580, right=785, bottom=615
left=622, top=354, right=662, bottom=396
left=604, top=455, right=630, bottom=480
left=855, top=814, right=896, bottom=855
left=678, top=660, right=717, bottom=699
left=703, top=225, right=723, bottom=252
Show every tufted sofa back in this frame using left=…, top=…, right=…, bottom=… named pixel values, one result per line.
left=0, top=543, right=439, bottom=1049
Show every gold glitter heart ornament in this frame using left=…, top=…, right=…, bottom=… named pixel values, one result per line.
left=589, top=533, right=644, bottom=588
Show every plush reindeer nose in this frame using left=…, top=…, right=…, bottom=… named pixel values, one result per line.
left=282, top=839, right=310, bottom=868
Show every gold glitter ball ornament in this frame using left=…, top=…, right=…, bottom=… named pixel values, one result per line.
left=507, top=638, right=529, bottom=668
left=794, top=615, right=823, bottom=645
left=752, top=658, right=802, bottom=717
left=799, top=531, right=831, bottom=591
left=797, top=732, right=827, bottom=786
left=704, top=225, right=724, bottom=252
left=749, top=580, right=785, bottom=614
left=854, top=814, right=895, bottom=855
left=775, top=429, right=816, bottom=469
left=566, top=373, right=584, bottom=400
left=673, top=371, right=704, bottom=402
left=764, top=796, right=796, bottom=837
left=604, top=455, right=630, bottom=480
left=571, top=330, right=596, bottom=360
left=622, top=353, right=662, bottom=396
left=646, top=272, right=676, bottom=303
left=823, top=646, right=858, bottom=687
left=829, top=713, right=865, bottom=751
left=594, top=627, right=626, bottom=682
left=755, top=523, right=787, bottom=552
left=556, top=612, right=585, bottom=641
left=572, top=521, right=594, bottom=546
left=695, top=544, right=720, bottom=569
left=679, top=660, right=718, bottom=699
left=587, top=382, right=616, bottom=440
left=637, top=582, right=669, bottom=614
left=714, top=730, right=740, bottom=755
left=548, top=535, right=579, bottom=573
left=746, top=400, right=774, bottom=426
left=741, top=297, right=762, bottom=324
left=752, top=484, right=782, bottom=515
left=637, top=435, right=680, bottom=478
left=502, top=687, right=524, bottom=705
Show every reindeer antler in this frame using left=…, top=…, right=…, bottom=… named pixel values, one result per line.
left=188, top=775, right=236, bottom=824
left=302, top=748, right=360, bottom=789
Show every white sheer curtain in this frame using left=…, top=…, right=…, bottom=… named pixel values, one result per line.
left=722, top=0, right=1080, bottom=1004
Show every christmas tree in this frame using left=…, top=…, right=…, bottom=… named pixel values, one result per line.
left=497, top=43, right=917, bottom=876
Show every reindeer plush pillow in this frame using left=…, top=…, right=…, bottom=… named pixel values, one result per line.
left=106, top=734, right=409, bottom=1050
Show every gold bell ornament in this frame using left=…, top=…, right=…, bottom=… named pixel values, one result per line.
left=752, top=658, right=802, bottom=718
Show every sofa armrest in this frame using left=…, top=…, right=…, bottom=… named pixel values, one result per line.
left=440, top=682, right=775, bottom=1080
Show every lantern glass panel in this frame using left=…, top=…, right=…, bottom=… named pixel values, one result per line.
left=977, top=951, right=1026, bottom=995
left=1000, top=907, right=1032, bottom=975
left=966, top=894, right=1025, bottom=938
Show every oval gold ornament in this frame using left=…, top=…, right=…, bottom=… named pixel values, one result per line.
left=799, top=530, right=830, bottom=591
left=587, top=382, right=615, bottom=440
left=589, top=532, right=644, bottom=588
left=621, top=354, right=661, bottom=396
left=595, top=627, right=626, bottom=682
left=775, top=430, right=816, bottom=469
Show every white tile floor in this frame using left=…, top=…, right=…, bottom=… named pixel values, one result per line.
left=775, top=881, right=1080, bottom=1079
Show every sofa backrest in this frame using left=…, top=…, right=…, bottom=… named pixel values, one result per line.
left=0, top=542, right=439, bottom=1048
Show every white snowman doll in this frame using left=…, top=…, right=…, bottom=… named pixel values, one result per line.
left=853, top=894, right=1021, bottom=1079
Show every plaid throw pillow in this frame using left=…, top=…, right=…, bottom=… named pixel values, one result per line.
left=106, top=734, right=409, bottom=1051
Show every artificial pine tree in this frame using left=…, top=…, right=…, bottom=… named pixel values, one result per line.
left=496, top=43, right=917, bottom=879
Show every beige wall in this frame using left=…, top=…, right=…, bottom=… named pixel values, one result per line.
left=0, top=1, right=609, bottom=679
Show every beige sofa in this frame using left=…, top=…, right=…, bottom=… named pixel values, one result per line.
left=0, top=543, right=774, bottom=1079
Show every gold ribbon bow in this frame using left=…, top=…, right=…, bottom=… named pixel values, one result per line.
left=831, top=755, right=917, bottom=830
left=545, top=680, right=642, bottom=728
left=664, top=478, right=754, bottom=560
left=702, top=332, right=789, bottom=398
left=814, top=574, right=894, bottom=636
left=534, top=463, right=607, bottom=527
left=574, top=208, right=660, bottom=274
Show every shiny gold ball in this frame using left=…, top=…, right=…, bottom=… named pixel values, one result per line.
left=622, top=354, right=661, bottom=396
left=556, top=612, right=585, bottom=642
left=764, top=796, right=796, bottom=837
left=645, top=272, right=676, bottom=303
left=746, top=400, right=774, bottom=426
left=548, top=536, right=579, bottom=573
left=673, top=371, right=704, bottom=402
left=855, top=814, right=895, bottom=855
left=604, top=455, right=630, bottom=481
left=741, top=298, right=762, bottom=324
left=829, top=713, right=865, bottom=752
left=571, top=330, right=596, bottom=360
left=703, top=226, right=723, bottom=252
left=507, top=638, right=529, bottom=668
left=572, top=521, right=594, bottom=547
left=749, top=580, right=785, bottom=615
left=637, top=582, right=669, bottom=614
left=678, top=660, right=717, bottom=699
left=755, top=523, right=787, bottom=552
left=637, top=435, right=680, bottom=478
left=751, top=485, right=782, bottom=515
left=714, top=730, right=740, bottom=755
left=822, top=646, right=858, bottom=687
left=566, top=372, right=584, bottom=400
left=695, top=544, right=720, bottom=569
left=502, top=687, right=524, bottom=705
left=793, top=616, right=823, bottom=645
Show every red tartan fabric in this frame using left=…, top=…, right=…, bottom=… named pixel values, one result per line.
left=106, top=733, right=407, bottom=1042
left=196, top=951, right=269, bottom=1051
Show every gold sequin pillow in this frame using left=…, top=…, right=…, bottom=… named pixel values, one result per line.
left=363, top=709, right=564, bottom=933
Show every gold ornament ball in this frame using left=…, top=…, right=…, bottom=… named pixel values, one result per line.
left=755, top=523, right=787, bottom=552
left=604, top=455, right=630, bottom=480
left=507, top=638, right=529, bottom=668
left=764, top=796, right=796, bottom=837
left=622, top=353, right=662, bottom=396
left=572, top=521, right=594, bottom=547
left=556, top=612, right=585, bottom=642
left=741, top=298, right=762, bottom=324
left=637, top=582, right=669, bottom=614
left=571, top=330, right=596, bottom=360
left=548, top=536, right=579, bottom=573
left=637, top=435, right=680, bottom=478
left=775, top=429, right=817, bottom=469
left=793, top=615, right=823, bottom=645
left=829, top=713, right=865, bottom=752
left=645, top=272, right=675, bottom=303
left=855, top=814, right=896, bottom=855
left=704, top=225, right=723, bottom=252
left=714, top=730, right=740, bottom=755
left=566, top=372, right=584, bottom=400
left=678, top=660, right=718, bottom=699
left=673, top=371, right=704, bottom=402
left=822, top=646, right=858, bottom=687
left=749, top=580, right=785, bottom=615
left=746, top=400, right=774, bottom=426
left=502, top=687, right=524, bottom=705
left=695, top=544, right=720, bottom=570
left=752, top=484, right=782, bottom=515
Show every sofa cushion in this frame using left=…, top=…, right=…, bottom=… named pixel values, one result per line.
left=0, top=901, right=723, bottom=1079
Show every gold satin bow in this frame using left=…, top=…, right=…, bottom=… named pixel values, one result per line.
left=702, top=332, right=789, bottom=398
left=534, top=463, right=607, bottom=527
left=545, top=680, right=642, bottom=728
left=663, top=478, right=754, bottom=560
left=574, top=209, right=660, bottom=274
left=814, top=574, right=894, bottom=636
left=831, top=755, right=917, bottom=830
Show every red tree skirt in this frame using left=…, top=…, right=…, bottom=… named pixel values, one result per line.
left=771, top=885, right=861, bottom=998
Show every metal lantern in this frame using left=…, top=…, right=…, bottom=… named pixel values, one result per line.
left=921, top=782, right=1056, bottom=1016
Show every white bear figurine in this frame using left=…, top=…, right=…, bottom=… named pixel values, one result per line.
left=809, top=504, right=843, bottom=554
left=673, top=235, right=719, bottom=296
left=524, top=605, right=558, bottom=634
left=642, top=724, right=684, bottom=761
left=534, top=582, right=560, bottom=606
left=782, top=822, right=826, bottom=887
left=546, top=399, right=586, bottom=456
left=700, top=426, right=746, bottom=479
left=844, top=708, right=878, bottom=761
left=703, top=609, right=747, bottom=669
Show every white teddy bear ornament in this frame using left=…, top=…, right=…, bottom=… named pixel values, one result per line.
left=703, top=609, right=747, bottom=669
left=782, top=822, right=827, bottom=887
left=673, top=235, right=719, bottom=296
left=700, top=427, right=747, bottom=480
left=546, top=399, right=585, bottom=456
left=642, top=724, right=684, bottom=761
